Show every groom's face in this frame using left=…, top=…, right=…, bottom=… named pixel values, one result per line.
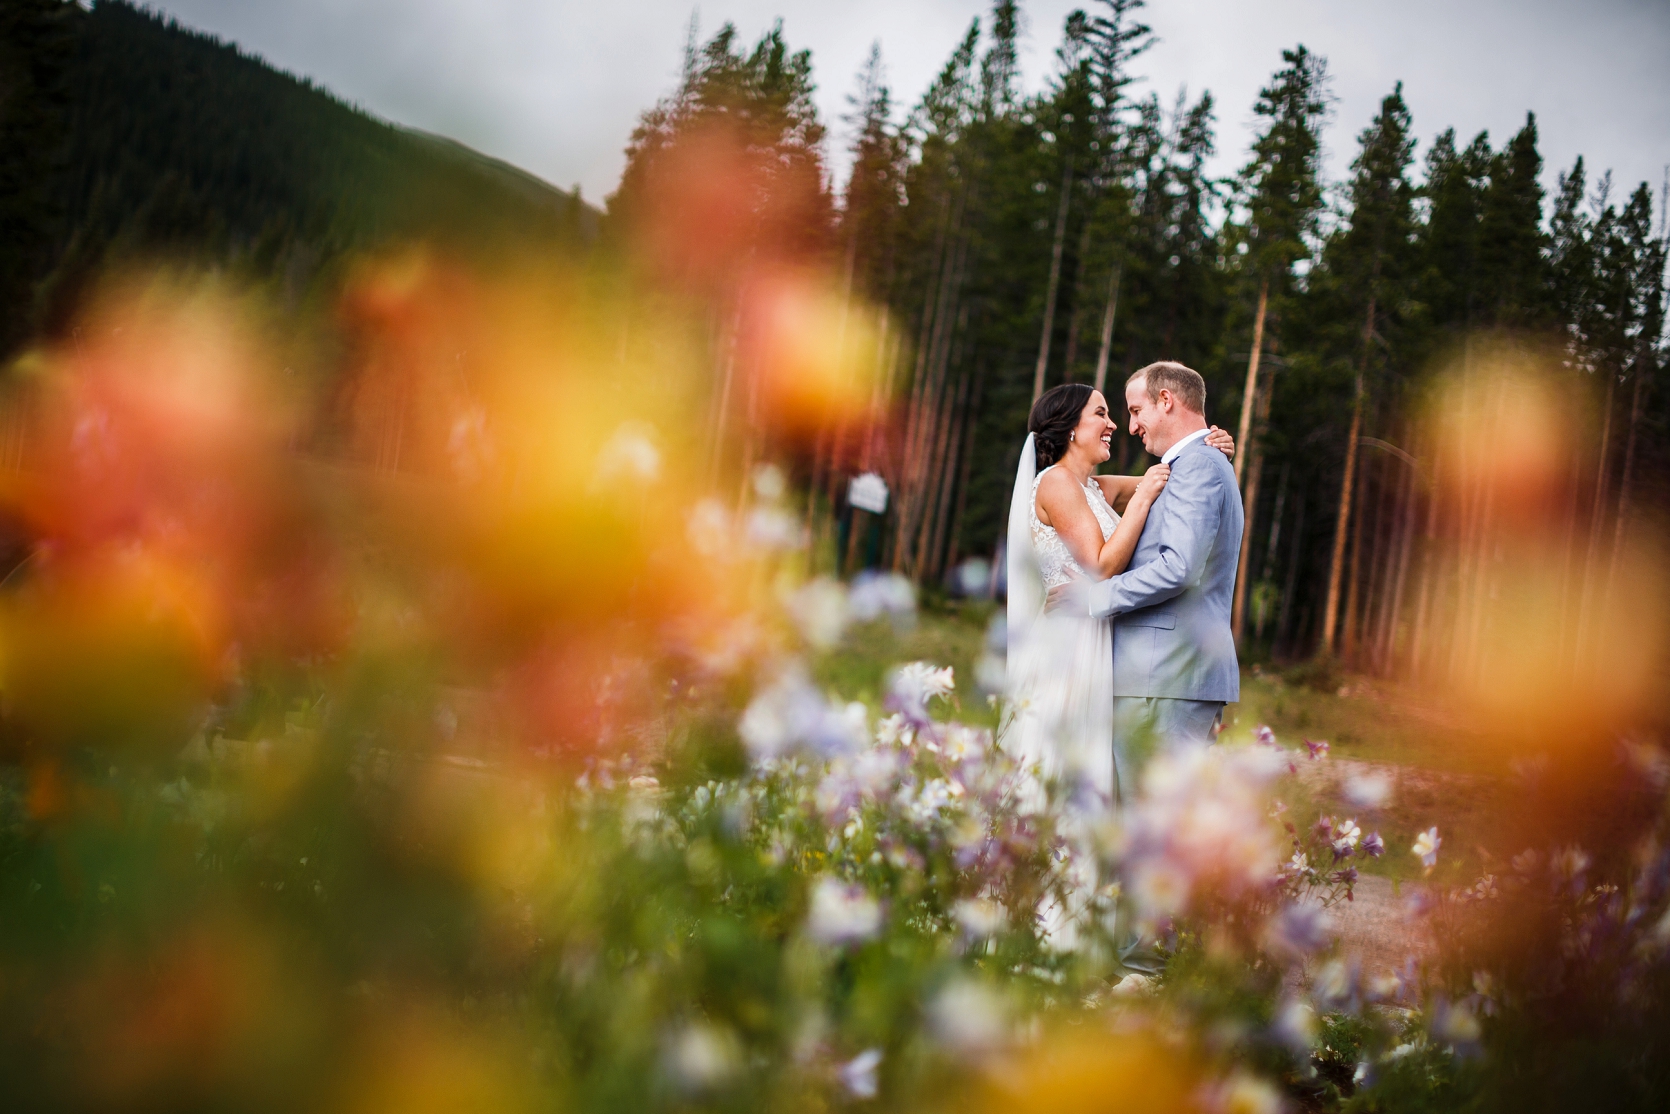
left=1124, top=376, right=1173, bottom=456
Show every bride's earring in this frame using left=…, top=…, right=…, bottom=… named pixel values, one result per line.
left=1069, top=433, right=1075, bottom=442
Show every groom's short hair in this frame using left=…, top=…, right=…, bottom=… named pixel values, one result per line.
left=1130, top=361, right=1206, bottom=414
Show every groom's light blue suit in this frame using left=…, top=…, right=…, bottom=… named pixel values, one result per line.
left=1085, top=430, right=1244, bottom=800
left=1086, top=428, right=1243, bottom=976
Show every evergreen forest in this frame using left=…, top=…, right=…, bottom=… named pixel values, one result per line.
left=609, top=1, right=1668, bottom=681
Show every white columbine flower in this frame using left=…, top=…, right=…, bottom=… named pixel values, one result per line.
left=953, top=897, right=1009, bottom=939
left=908, top=777, right=961, bottom=821
left=1344, top=770, right=1393, bottom=808
left=848, top=571, right=916, bottom=622
left=887, top=662, right=955, bottom=720
left=1208, top=1073, right=1283, bottom=1114
left=1413, top=827, right=1441, bottom=869
left=785, top=578, right=850, bottom=650
left=664, top=1023, right=741, bottom=1091
left=1332, top=818, right=1362, bottom=855
left=806, top=877, right=882, bottom=945
left=593, top=422, right=662, bottom=484
left=738, top=669, right=867, bottom=761
left=927, top=979, right=1007, bottom=1053
left=837, top=1049, right=883, bottom=1099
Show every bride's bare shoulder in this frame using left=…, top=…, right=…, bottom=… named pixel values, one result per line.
left=1035, top=466, right=1081, bottom=501
left=1034, top=466, right=1080, bottom=526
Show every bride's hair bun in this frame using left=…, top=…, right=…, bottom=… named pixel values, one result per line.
left=1028, top=383, right=1095, bottom=468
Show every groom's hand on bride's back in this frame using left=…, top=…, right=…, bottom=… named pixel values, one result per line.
left=1045, top=570, right=1094, bottom=616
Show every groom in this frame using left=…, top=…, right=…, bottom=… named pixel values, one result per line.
left=1049, top=360, right=1243, bottom=801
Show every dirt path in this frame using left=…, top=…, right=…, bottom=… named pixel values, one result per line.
left=1331, top=873, right=1424, bottom=975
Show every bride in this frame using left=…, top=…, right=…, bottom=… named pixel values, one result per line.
left=1000, top=383, right=1231, bottom=942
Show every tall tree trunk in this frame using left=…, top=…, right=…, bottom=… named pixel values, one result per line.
left=1341, top=459, right=1368, bottom=663
left=1231, top=370, right=1274, bottom=641
left=1254, top=464, right=1289, bottom=641
left=1364, top=452, right=1398, bottom=669
left=944, top=362, right=987, bottom=574
left=1031, top=160, right=1075, bottom=403
left=1379, top=443, right=1419, bottom=673
left=1554, top=401, right=1585, bottom=667
left=1408, top=442, right=1443, bottom=677
left=809, top=231, right=864, bottom=530
left=1321, top=296, right=1374, bottom=656
left=1576, top=368, right=1617, bottom=656
left=898, top=219, right=973, bottom=576
left=1231, top=452, right=1264, bottom=640
left=1230, top=285, right=1275, bottom=642
left=705, top=299, right=743, bottom=487
left=1061, top=223, right=1094, bottom=379
left=1233, top=279, right=1269, bottom=489
left=892, top=188, right=967, bottom=571
left=887, top=186, right=959, bottom=566
left=1609, top=345, right=1653, bottom=587
left=1276, top=494, right=1306, bottom=655
left=1460, top=378, right=1506, bottom=681
left=920, top=313, right=972, bottom=578
left=1092, top=262, right=1123, bottom=395
left=1445, top=344, right=1482, bottom=681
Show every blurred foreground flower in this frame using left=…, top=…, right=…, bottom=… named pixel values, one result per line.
left=887, top=661, right=955, bottom=723
left=1121, top=744, right=1286, bottom=925
left=806, top=877, right=882, bottom=945
left=836, top=1048, right=882, bottom=1099
left=739, top=667, right=867, bottom=760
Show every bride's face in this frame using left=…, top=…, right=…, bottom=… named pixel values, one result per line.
left=1069, top=390, right=1115, bottom=465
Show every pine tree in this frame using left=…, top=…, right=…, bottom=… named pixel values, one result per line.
left=1318, top=84, right=1417, bottom=656
left=1609, top=182, right=1668, bottom=583
left=610, top=20, right=830, bottom=267
left=1476, top=115, right=1548, bottom=329
left=1229, top=46, right=1328, bottom=639
left=1414, top=129, right=1492, bottom=341
left=1073, top=0, right=1155, bottom=395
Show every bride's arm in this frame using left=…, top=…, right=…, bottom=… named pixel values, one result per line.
left=1094, top=474, right=1141, bottom=514
left=1037, top=465, right=1171, bottom=579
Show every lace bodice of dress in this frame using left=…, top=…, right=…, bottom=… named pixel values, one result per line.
left=1030, top=465, right=1121, bottom=589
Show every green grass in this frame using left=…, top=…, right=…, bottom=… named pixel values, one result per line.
left=812, top=599, right=999, bottom=729
left=1227, top=670, right=1498, bottom=777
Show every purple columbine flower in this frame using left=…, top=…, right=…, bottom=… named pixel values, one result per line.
left=1363, top=832, right=1385, bottom=857
left=1263, top=899, right=1333, bottom=963
left=1305, top=738, right=1331, bottom=760
left=1254, top=725, right=1278, bottom=747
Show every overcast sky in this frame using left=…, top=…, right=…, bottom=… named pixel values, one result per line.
left=153, top=0, right=1669, bottom=217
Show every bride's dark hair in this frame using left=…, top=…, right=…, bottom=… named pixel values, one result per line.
left=1028, top=383, right=1095, bottom=468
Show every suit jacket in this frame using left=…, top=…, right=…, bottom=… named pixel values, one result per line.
left=1086, top=433, right=1244, bottom=701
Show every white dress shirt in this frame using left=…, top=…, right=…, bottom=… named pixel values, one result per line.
left=1161, top=426, right=1210, bottom=465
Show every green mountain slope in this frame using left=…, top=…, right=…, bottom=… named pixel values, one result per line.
left=0, top=0, right=600, bottom=355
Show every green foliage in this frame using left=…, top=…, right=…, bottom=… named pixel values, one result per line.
left=1239, top=45, right=1330, bottom=290
left=0, top=0, right=595, bottom=360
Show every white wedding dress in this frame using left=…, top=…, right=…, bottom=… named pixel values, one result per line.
left=998, top=436, right=1119, bottom=951
left=1001, top=461, right=1118, bottom=809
